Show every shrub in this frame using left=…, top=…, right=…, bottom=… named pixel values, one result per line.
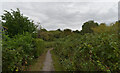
left=33, top=38, right=45, bottom=58
left=53, top=33, right=120, bottom=71
left=1, top=8, right=37, bottom=37
left=2, top=32, right=43, bottom=72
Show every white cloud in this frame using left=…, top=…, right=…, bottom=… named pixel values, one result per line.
left=0, top=0, right=119, bottom=2
left=1, top=2, right=118, bottom=30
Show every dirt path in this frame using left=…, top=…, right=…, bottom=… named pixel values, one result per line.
left=28, top=53, right=46, bottom=71
left=42, top=48, right=54, bottom=71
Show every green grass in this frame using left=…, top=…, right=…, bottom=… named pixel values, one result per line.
left=27, top=48, right=49, bottom=71
left=51, top=50, right=64, bottom=71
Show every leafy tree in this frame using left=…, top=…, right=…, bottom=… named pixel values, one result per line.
left=0, top=20, right=2, bottom=32
left=112, top=21, right=120, bottom=34
left=40, top=28, right=47, bottom=32
left=63, top=29, right=72, bottom=36
left=92, top=23, right=108, bottom=33
left=1, top=8, right=37, bottom=37
left=81, top=20, right=98, bottom=34
left=57, top=29, right=62, bottom=32
left=73, top=30, right=80, bottom=33
left=64, top=29, right=72, bottom=32
left=92, top=21, right=120, bottom=34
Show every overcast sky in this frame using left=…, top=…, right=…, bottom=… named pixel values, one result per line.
left=0, top=2, right=118, bottom=30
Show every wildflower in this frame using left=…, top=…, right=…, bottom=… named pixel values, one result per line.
left=15, top=67, right=18, bottom=71
left=25, top=61, right=27, bottom=64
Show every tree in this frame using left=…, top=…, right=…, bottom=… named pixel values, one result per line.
left=92, top=22, right=119, bottom=34
left=57, top=28, right=62, bottom=32
left=73, top=30, right=80, bottom=33
left=1, top=8, right=37, bottom=37
left=63, top=29, right=72, bottom=35
left=64, top=29, right=72, bottom=32
left=81, top=20, right=98, bottom=34
left=0, top=20, right=2, bottom=31
left=92, top=23, right=109, bottom=34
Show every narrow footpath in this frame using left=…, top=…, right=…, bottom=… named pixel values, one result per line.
left=42, top=48, right=54, bottom=71
left=28, top=48, right=54, bottom=71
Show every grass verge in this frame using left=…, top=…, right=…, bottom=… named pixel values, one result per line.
left=51, top=50, right=64, bottom=71
left=27, top=48, right=49, bottom=71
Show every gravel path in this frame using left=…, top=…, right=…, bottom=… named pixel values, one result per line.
left=42, top=48, right=54, bottom=71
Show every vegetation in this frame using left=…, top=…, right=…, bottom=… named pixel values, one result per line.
left=53, top=33, right=120, bottom=71
left=51, top=50, right=64, bottom=71
left=2, top=9, right=45, bottom=72
left=1, top=8, right=120, bottom=72
left=52, top=22, right=120, bottom=71
left=2, top=8, right=37, bottom=37
left=81, top=20, right=98, bottom=34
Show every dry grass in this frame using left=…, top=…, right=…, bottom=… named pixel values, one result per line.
left=51, top=50, right=64, bottom=71
left=28, top=52, right=47, bottom=71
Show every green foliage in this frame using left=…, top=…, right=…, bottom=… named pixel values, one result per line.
left=44, top=41, right=56, bottom=48
left=53, top=33, right=120, bottom=71
left=1, top=8, right=37, bottom=37
left=2, top=32, right=45, bottom=72
left=51, top=50, right=65, bottom=71
left=63, top=29, right=72, bottom=35
left=33, top=38, right=45, bottom=58
left=81, top=20, right=98, bottom=34
left=92, top=21, right=120, bottom=35
left=1, top=8, right=120, bottom=72
left=1, top=9, right=44, bottom=72
left=38, top=29, right=62, bottom=41
left=1, top=8, right=45, bottom=72
left=73, top=30, right=80, bottom=33
left=2, top=33, right=32, bottom=72
left=57, top=29, right=62, bottom=32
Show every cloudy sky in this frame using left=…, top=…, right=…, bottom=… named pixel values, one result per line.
left=0, top=1, right=118, bottom=30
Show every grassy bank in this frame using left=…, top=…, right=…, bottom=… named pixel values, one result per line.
left=27, top=48, right=49, bottom=71
left=51, top=50, right=64, bottom=71
left=28, top=52, right=46, bottom=71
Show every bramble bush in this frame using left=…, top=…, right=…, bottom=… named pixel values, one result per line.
left=2, top=32, right=45, bottom=72
left=53, top=21, right=120, bottom=71
left=53, top=33, right=120, bottom=71
left=1, top=9, right=46, bottom=72
left=33, top=38, right=45, bottom=58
